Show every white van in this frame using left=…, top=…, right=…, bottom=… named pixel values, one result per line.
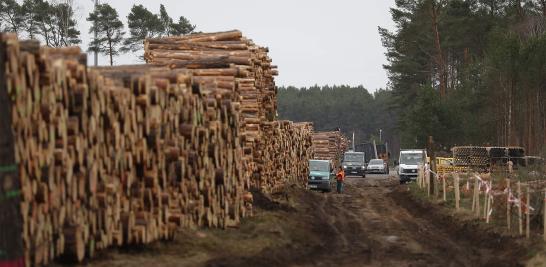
left=398, top=149, right=427, bottom=183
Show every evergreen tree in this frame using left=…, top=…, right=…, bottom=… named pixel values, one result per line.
left=15, top=0, right=80, bottom=46
left=124, top=4, right=163, bottom=53
left=380, top=0, right=546, bottom=154
left=157, top=4, right=196, bottom=36
left=50, top=2, right=81, bottom=46
left=87, top=3, right=125, bottom=66
left=158, top=4, right=173, bottom=36
left=20, top=0, right=39, bottom=39
left=170, top=16, right=195, bottom=35
left=0, top=0, right=24, bottom=34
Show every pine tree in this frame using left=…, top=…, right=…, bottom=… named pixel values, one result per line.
left=53, top=2, right=81, bottom=46
left=124, top=4, right=163, bottom=53
left=157, top=4, right=196, bottom=36
left=0, top=0, right=24, bottom=34
left=20, top=0, right=39, bottom=39
left=87, top=3, right=125, bottom=66
left=158, top=4, right=173, bottom=36
left=170, top=16, right=196, bottom=35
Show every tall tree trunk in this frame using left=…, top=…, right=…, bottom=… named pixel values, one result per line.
left=515, top=0, right=524, bottom=18
left=430, top=0, right=447, bottom=98
left=108, top=39, right=113, bottom=66
left=541, top=0, right=546, bottom=16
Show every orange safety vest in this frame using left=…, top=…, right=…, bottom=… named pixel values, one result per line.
left=336, top=170, right=345, bottom=182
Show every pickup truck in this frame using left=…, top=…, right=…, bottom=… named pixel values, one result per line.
left=342, top=151, right=366, bottom=178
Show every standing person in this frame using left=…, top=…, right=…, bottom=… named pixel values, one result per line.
left=336, top=166, right=345, bottom=193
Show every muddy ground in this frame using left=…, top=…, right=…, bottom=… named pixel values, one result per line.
left=67, top=174, right=539, bottom=267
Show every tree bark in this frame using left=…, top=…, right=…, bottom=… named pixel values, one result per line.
left=516, top=0, right=524, bottom=18
left=0, top=35, right=24, bottom=267
left=429, top=0, right=447, bottom=98
left=108, top=39, right=113, bottom=66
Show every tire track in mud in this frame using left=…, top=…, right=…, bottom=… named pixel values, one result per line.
left=81, top=175, right=528, bottom=267
left=303, top=176, right=526, bottom=267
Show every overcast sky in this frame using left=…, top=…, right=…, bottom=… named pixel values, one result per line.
left=75, top=0, right=396, bottom=91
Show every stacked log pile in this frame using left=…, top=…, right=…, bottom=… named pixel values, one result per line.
left=312, top=131, right=348, bottom=168
left=1, top=30, right=313, bottom=266
left=144, top=30, right=278, bottom=190
left=258, top=121, right=314, bottom=192
left=3, top=36, right=247, bottom=266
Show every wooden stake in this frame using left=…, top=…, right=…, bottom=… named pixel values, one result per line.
left=507, top=179, right=511, bottom=231
left=518, top=181, right=523, bottom=236
left=454, top=174, right=460, bottom=210
left=526, top=186, right=530, bottom=239
left=486, top=180, right=492, bottom=224
left=427, top=170, right=431, bottom=198
left=543, top=189, right=545, bottom=242
left=483, top=182, right=487, bottom=220
left=472, top=177, right=477, bottom=212
left=442, top=174, right=446, bottom=202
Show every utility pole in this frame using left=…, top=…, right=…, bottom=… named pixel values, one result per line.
left=373, top=139, right=378, bottom=159
left=379, top=129, right=382, bottom=143
left=352, top=132, right=355, bottom=151
left=93, top=0, right=98, bottom=66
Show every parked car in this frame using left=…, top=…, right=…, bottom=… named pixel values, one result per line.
left=366, top=159, right=388, bottom=174
left=308, top=160, right=335, bottom=192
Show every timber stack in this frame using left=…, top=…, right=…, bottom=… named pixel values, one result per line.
left=144, top=30, right=278, bottom=190
left=258, top=121, right=314, bottom=192
left=312, top=131, right=348, bottom=168
left=1, top=29, right=313, bottom=267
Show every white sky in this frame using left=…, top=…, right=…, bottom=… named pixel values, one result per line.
left=74, top=0, right=396, bottom=90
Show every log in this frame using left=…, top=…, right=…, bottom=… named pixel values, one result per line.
left=0, top=34, right=25, bottom=267
left=454, top=174, right=460, bottom=210
left=2, top=30, right=315, bottom=266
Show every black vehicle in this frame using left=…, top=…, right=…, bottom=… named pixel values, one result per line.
left=342, top=151, right=366, bottom=177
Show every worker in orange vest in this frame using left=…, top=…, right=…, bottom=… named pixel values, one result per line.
left=336, top=166, right=345, bottom=193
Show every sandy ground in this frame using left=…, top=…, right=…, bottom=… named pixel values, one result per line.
left=62, top=173, right=533, bottom=267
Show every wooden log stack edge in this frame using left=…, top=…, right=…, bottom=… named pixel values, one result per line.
left=312, top=131, right=348, bottom=168
left=144, top=30, right=279, bottom=191
left=1, top=30, right=312, bottom=267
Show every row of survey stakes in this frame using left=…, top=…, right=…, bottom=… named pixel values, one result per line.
left=416, top=164, right=546, bottom=240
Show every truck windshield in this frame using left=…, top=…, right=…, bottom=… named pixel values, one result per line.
left=309, top=161, right=330, bottom=172
left=400, top=153, right=423, bottom=165
left=369, top=159, right=383, bottom=165
left=344, top=153, right=364, bottom=162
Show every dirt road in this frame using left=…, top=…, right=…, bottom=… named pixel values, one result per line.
left=294, top=175, right=525, bottom=267
left=77, top=174, right=528, bottom=267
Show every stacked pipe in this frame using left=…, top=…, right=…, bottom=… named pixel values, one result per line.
left=312, top=131, right=348, bottom=168
left=144, top=30, right=278, bottom=189
left=453, top=146, right=527, bottom=170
